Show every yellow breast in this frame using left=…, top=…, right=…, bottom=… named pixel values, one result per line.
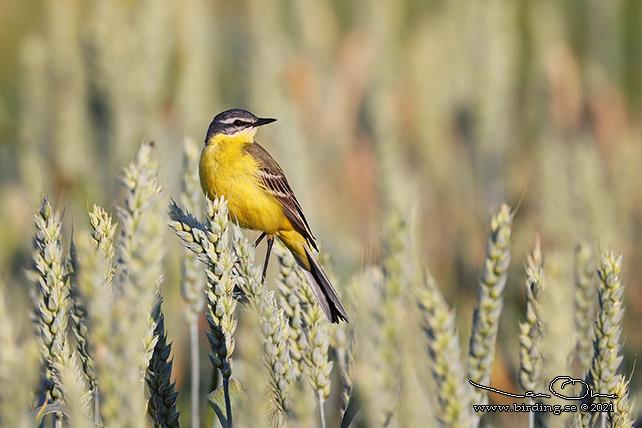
left=199, top=135, right=293, bottom=234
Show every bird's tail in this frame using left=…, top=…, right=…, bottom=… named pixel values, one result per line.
left=297, top=244, right=349, bottom=323
left=277, top=230, right=349, bottom=323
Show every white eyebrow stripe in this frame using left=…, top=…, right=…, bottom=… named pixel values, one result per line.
left=220, top=118, right=238, bottom=124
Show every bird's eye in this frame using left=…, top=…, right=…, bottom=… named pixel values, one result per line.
left=234, top=120, right=243, bottom=126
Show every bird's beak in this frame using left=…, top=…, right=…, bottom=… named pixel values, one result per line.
left=254, top=117, right=277, bottom=127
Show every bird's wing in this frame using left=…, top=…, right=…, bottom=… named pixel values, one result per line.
left=247, top=142, right=318, bottom=249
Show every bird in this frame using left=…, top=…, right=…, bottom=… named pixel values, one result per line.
left=199, top=109, right=349, bottom=323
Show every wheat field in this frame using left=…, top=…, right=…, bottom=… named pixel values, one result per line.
left=0, top=0, right=640, bottom=426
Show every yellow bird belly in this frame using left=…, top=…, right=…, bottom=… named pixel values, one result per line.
left=199, top=142, right=293, bottom=235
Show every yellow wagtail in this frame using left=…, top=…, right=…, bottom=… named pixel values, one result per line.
left=199, top=109, right=349, bottom=323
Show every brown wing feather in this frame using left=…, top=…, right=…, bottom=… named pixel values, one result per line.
left=247, top=143, right=318, bottom=250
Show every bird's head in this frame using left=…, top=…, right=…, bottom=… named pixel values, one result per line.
left=205, top=109, right=276, bottom=144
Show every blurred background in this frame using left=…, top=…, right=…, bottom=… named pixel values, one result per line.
left=0, top=0, right=641, bottom=425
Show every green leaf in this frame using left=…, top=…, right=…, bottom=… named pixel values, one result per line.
left=207, top=378, right=244, bottom=428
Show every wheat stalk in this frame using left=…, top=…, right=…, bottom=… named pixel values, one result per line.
left=276, top=247, right=306, bottom=379
left=573, top=242, right=596, bottom=374
left=76, top=204, right=118, bottom=425
left=608, top=374, right=634, bottom=428
left=88, top=141, right=166, bottom=428
left=416, top=269, right=470, bottom=425
left=582, top=251, right=626, bottom=427
left=178, top=137, right=206, bottom=428
left=30, top=196, right=72, bottom=405
left=277, top=244, right=333, bottom=428
left=467, top=203, right=513, bottom=417
left=66, top=234, right=97, bottom=419
left=518, top=240, right=545, bottom=428
left=332, top=320, right=354, bottom=423
left=0, top=277, right=39, bottom=428
left=169, top=197, right=238, bottom=426
left=233, top=227, right=295, bottom=425
left=146, top=297, right=181, bottom=427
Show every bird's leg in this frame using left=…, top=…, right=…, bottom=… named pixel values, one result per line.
left=254, top=232, right=267, bottom=248
left=261, top=235, right=274, bottom=285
